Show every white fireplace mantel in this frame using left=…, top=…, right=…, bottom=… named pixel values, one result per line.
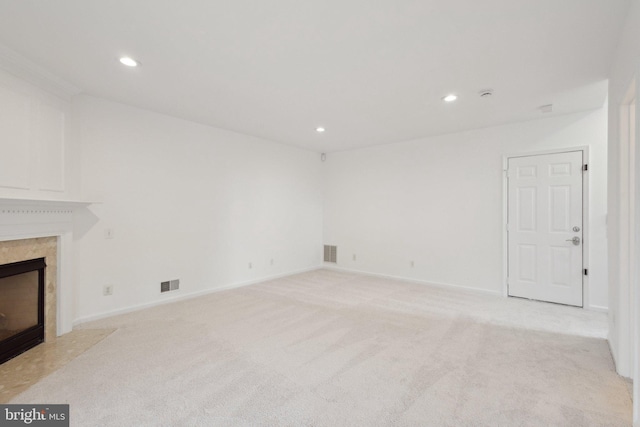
left=0, top=197, right=93, bottom=209
left=0, top=197, right=95, bottom=336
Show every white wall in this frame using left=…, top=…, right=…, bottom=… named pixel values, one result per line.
left=72, top=95, right=323, bottom=322
left=324, top=108, right=608, bottom=309
left=606, top=0, right=640, bottom=422
left=0, top=66, right=324, bottom=328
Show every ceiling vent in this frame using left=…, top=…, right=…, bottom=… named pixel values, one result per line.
left=324, top=245, right=337, bottom=263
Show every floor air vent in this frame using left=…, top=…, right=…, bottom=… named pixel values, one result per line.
left=324, top=245, right=337, bottom=263
left=161, top=279, right=180, bottom=293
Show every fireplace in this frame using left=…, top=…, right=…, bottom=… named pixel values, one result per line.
left=0, top=258, right=46, bottom=364
left=0, top=197, right=89, bottom=348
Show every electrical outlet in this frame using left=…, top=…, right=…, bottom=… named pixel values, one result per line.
left=103, top=285, right=113, bottom=296
left=270, top=258, right=274, bottom=266
left=248, top=262, right=252, bottom=269
left=353, top=254, right=356, bottom=261
left=410, top=260, right=415, bottom=268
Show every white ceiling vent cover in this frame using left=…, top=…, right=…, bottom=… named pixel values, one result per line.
left=324, top=245, right=337, bottom=263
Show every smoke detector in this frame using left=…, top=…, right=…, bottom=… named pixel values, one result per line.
left=479, top=89, right=493, bottom=98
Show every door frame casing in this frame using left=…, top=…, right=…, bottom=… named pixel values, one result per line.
left=502, top=146, right=590, bottom=308
left=618, top=78, right=638, bottom=384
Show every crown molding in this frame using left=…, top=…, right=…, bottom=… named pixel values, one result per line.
left=0, top=44, right=81, bottom=101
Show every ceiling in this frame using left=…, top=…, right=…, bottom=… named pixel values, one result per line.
left=0, top=0, right=630, bottom=152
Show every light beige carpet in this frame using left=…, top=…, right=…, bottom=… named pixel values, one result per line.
left=10, top=269, right=631, bottom=426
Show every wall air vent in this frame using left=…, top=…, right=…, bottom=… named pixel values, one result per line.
left=161, top=279, right=180, bottom=293
left=324, top=245, right=337, bottom=263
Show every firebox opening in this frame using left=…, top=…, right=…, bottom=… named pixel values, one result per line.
left=0, top=257, right=46, bottom=365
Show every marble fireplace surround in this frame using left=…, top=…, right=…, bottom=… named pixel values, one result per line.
left=0, top=237, right=56, bottom=342
left=0, top=198, right=91, bottom=338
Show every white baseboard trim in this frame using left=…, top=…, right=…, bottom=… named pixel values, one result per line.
left=607, top=338, right=618, bottom=371
left=73, top=266, right=321, bottom=327
left=586, top=304, right=609, bottom=313
left=323, top=265, right=502, bottom=297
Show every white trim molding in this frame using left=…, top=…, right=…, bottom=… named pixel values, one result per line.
left=324, top=265, right=502, bottom=297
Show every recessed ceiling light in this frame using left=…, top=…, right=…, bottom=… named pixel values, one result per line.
left=316, top=127, right=326, bottom=133
left=119, top=57, right=139, bottom=67
left=442, top=94, right=458, bottom=102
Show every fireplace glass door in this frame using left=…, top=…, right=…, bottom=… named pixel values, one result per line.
left=0, top=258, right=45, bottom=364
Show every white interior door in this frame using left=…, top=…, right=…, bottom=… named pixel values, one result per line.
left=507, top=151, right=583, bottom=306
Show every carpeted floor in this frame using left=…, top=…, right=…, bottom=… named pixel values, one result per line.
left=10, top=269, right=632, bottom=426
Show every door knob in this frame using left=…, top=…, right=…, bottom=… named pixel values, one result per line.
left=566, top=236, right=581, bottom=245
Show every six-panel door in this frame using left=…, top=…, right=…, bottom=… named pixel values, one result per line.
left=507, top=151, right=583, bottom=306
